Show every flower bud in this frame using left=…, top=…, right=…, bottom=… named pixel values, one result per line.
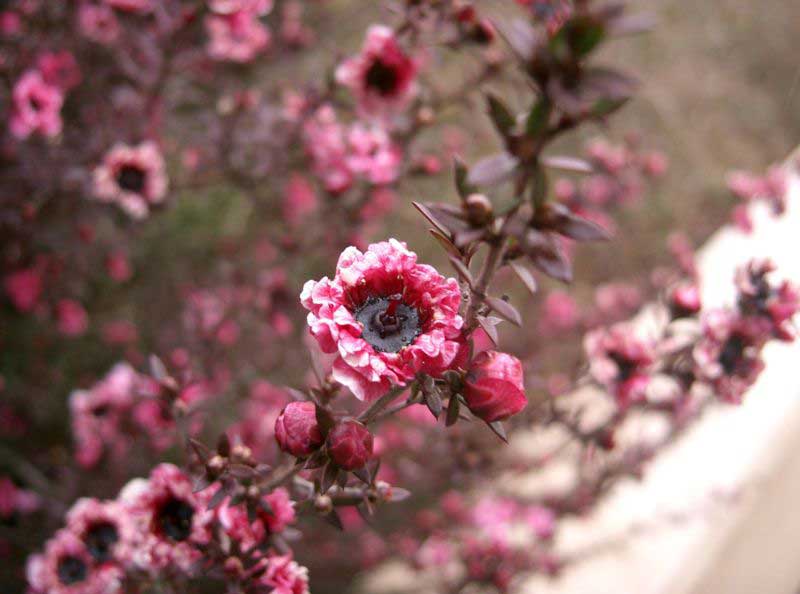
left=464, top=193, right=493, bottom=225
left=314, top=494, right=333, bottom=515
left=464, top=351, right=527, bottom=422
left=326, top=420, right=373, bottom=470
left=274, top=401, right=324, bottom=458
left=669, top=284, right=701, bottom=319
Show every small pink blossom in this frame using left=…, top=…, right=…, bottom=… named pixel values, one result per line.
left=37, top=51, right=81, bottom=91
left=92, top=141, right=168, bottom=220
left=0, top=477, right=40, bottom=519
left=585, top=324, right=654, bottom=408
left=57, top=299, right=89, bottom=337
left=10, top=70, right=64, bottom=139
left=255, top=554, right=310, bottom=594
left=4, top=267, right=42, bottom=313
left=301, top=239, right=463, bottom=401
left=336, top=25, right=418, bottom=121
left=216, top=488, right=296, bottom=549
left=77, top=4, right=120, bottom=45
left=206, top=10, right=270, bottom=63
left=65, top=498, right=136, bottom=567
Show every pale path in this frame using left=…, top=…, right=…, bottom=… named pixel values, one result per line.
left=362, top=150, right=800, bottom=594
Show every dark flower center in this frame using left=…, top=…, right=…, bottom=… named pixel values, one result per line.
left=91, top=405, right=110, bottom=417
left=155, top=497, right=194, bottom=542
left=355, top=294, right=420, bottom=353
left=57, top=555, right=88, bottom=585
left=609, top=351, right=637, bottom=382
left=718, top=335, right=746, bottom=375
left=116, top=165, right=146, bottom=194
left=29, top=96, right=43, bottom=111
left=364, top=59, right=400, bottom=96
left=85, top=521, right=119, bottom=563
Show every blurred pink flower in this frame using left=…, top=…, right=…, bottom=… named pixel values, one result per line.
left=10, top=70, right=64, bottom=139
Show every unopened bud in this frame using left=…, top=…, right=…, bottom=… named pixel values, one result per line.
left=314, top=494, right=333, bottom=515
left=464, top=193, right=494, bottom=225
left=417, top=106, right=435, bottom=126
left=207, top=455, right=226, bottom=475
left=223, top=557, right=244, bottom=578
left=230, top=444, right=253, bottom=465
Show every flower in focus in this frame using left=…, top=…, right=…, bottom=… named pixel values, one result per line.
left=92, top=141, right=168, bottom=220
left=327, top=420, right=373, bottom=470
left=10, top=70, right=64, bottom=139
left=336, top=25, right=417, bottom=121
left=26, top=529, right=122, bottom=594
left=120, top=463, right=214, bottom=575
left=301, top=239, right=463, bottom=401
left=274, top=401, right=323, bottom=458
left=694, top=309, right=766, bottom=404
left=464, top=351, right=527, bottom=423
left=584, top=324, right=654, bottom=408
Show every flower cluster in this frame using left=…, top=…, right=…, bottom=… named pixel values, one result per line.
left=27, top=464, right=307, bottom=594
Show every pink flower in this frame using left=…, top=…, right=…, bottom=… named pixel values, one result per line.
left=119, top=464, right=214, bottom=575
left=92, top=141, right=168, bottom=220
left=345, top=123, right=402, bottom=185
left=735, top=259, right=800, bottom=342
left=65, top=498, right=136, bottom=567
left=585, top=324, right=654, bottom=408
left=216, top=488, right=295, bottom=549
left=209, top=0, right=272, bottom=14
left=283, top=173, right=318, bottom=227
left=693, top=309, right=766, bottom=404
left=69, top=363, right=140, bottom=468
left=669, top=283, right=701, bottom=319
left=26, top=529, right=123, bottom=594
left=255, top=554, right=310, bottom=594
left=539, top=290, right=580, bottom=335
left=37, top=51, right=81, bottom=91
left=105, top=252, right=133, bottom=282
left=302, top=105, right=354, bottom=193
left=274, top=401, right=323, bottom=458
left=57, top=299, right=89, bottom=337
left=336, top=25, right=418, bottom=121
left=464, top=351, right=527, bottom=423
left=206, top=10, right=270, bottom=63
left=104, top=0, right=152, bottom=13
left=77, top=5, right=120, bottom=45
left=4, top=267, right=42, bottom=312
left=327, top=420, right=373, bottom=470
left=0, top=477, right=40, bottom=519
left=301, top=239, right=463, bottom=401
left=10, top=70, right=64, bottom=139
left=524, top=505, right=556, bottom=540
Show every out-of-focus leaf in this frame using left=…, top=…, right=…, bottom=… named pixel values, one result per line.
left=509, top=261, right=538, bottom=295
left=446, top=394, right=461, bottom=427
left=454, top=157, right=473, bottom=199
left=521, top=230, right=573, bottom=283
left=526, top=97, right=551, bottom=138
left=413, top=201, right=452, bottom=237
left=430, top=229, right=461, bottom=259
left=487, top=94, right=516, bottom=137
left=485, top=296, right=523, bottom=327
left=487, top=420, right=508, bottom=443
left=496, top=18, right=538, bottom=61
left=322, top=509, right=344, bottom=531
left=541, top=155, right=593, bottom=173
left=448, top=256, right=474, bottom=287
left=476, top=315, right=500, bottom=346
left=467, top=153, right=519, bottom=187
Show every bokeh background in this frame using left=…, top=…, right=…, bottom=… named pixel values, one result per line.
left=2, top=0, right=798, bottom=592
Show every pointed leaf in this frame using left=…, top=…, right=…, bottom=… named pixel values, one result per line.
left=206, top=485, right=230, bottom=510
left=509, top=261, right=538, bottom=295
left=320, top=462, right=338, bottom=494
left=541, top=155, right=593, bottom=174
left=424, top=388, right=443, bottom=419
left=487, top=420, right=509, bottom=443
left=189, top=438, right=212, bottom=462
left=353, top=467, right=371, bottom=485
left=486, top=94, right=516, bottom=137
left=526, top=97, right=551, bottom=138
left=485, top=296, right=523, bottom=327
left=446, top=395, right=461, bottom=427
left=454, top=157, right=473, bottom=199
left=467, top=153, right=519, bottom=187
left=476, top=315, right=500, bottom=346
left=448, top=256, right=474, bottom=288
left=413, top=201, right=452, bottom=237
left=149, top=354, right=168, bottom=381
left=322, top=509, right=344, bottom=531
left=430, top=229, right=461, bottom=259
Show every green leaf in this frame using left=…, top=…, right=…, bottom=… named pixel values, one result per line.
left=525, top=97, right=551, bottom=138
left=486, top=94, right=516, bottom=137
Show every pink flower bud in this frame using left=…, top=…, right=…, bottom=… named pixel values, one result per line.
left=274, top=401, right=323, bottom=458
left=464, top=351, right=527, bottom=422
left=326, top=420, right=373, bottom=470
left=670, top=284, right=701, bottom=318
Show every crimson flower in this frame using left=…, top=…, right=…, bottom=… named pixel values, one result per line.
left=464, top=351, right=527, bottom=422
left=301, top=239, right=463, bottom=401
